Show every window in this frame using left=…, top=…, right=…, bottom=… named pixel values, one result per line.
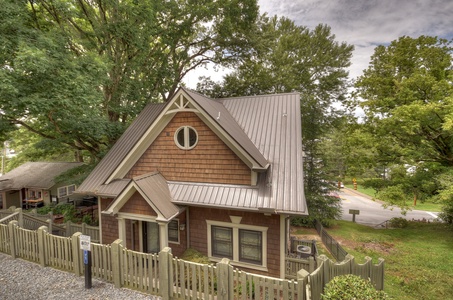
left=207, top=221, right=267, bottom=269
left=168, top=219, right=180, bottom=243
left=239, top=229, right=262, bottom=264
left=212, top=226, right=233, bottom=259
left=57, top=184, right=76, bottom=198
left=28, top=190, right=42, bottom=199
left=174, top=126, right=198, bottom=150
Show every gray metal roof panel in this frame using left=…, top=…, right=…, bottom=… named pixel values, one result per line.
left=95, top=179, right=131, bottom=197
left=184, top=88, right=269, bottom=169
left=220, top=93, right=306, bottom=215
left=0, top=162, right=84, bottom=190
left=76, top=103, right=166, bottom=194
left=134, top=172, right=179, bottom=221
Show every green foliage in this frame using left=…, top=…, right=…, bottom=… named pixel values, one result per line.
left=0, top=0, right=259, bottom=162
left=181, top=248, right=212, bottom=265
left=439, top=200, right=453, bottom=224
left=321, top=274, right=390, bottom=300
left=347, top=35, right=453, bottom=211
left=388, top=217, right=409, bottom=228
left=43, top=203, right=79, bottom=223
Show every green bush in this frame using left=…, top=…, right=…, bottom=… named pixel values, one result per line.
left=388, top=217, right=409, bottom=228
left=321, top=274, right=389, bottom=300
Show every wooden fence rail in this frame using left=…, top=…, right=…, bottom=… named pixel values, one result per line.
left=0, top=221, right=385, bottom=300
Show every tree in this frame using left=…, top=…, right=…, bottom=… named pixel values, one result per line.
left=198, top=15, right=354, bottom=224
left=0, top=0, right=259, bottom=162
left=355, top=36, right=453, bottom=211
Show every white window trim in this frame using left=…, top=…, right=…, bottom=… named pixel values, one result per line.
left=57, top=184, right=76, bottom=198
left=206, top=220, right=268, bottom=272
left=174, top=126, right=198, bottom=150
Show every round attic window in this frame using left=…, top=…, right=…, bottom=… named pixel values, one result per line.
left=174, top=126, right=198, bottom=150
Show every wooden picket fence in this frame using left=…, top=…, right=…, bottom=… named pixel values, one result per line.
left=0, top=220, right=385, bottom=300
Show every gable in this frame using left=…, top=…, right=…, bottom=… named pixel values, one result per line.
left=104, top=89, right=268, bottom=185
left=119, top=191, right=157, bottom=216
left=127, top=112, right=252, bottom=185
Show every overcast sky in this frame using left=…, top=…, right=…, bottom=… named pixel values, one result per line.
left=259, top=0, right=453, bottom=80
left=184, top=0, right=453, bottom=88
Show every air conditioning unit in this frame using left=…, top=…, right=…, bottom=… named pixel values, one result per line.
left=296, top=245, right=312, bottom=258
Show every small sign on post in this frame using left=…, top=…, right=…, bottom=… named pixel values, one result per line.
left=80, top=235, right=92, bottom=289
left=349, top=209, right=360, bottom=223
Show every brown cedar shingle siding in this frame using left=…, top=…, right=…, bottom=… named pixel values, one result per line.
left=100, top=198, right=119, bottom=245
left=119, top=191, right=157, bottom=216
left=127, top=112, right=251, bottom=185
left=188, top=207, right=281, bottom=278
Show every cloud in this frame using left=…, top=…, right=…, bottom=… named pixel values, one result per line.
left=259, top=0, right=453, bottom=79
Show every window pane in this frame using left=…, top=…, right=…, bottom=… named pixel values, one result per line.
left=188, top=128, right=197, bottom=147
left=58, top=187, right=67, bottom=198
left=67, top=185, right=76, bottom=194
left=168, top=220, right=179, bottom=243
left=212, top=226, right=233, bottom=259
left=239, top=229, right=262, bottom=264
left=177, top=128, right=185, bottom=147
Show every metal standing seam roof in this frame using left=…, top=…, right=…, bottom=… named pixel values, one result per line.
left=170, top=93, right=306, bottom=215
left=76, top=103, right=166, bottom=194
left=76, top=88, right=307, bottom=216
left=0, top=162, right=84, bottom=190
left=184, top=89, right=269, bottom=170
left=133, top=172, right=180, bottom=221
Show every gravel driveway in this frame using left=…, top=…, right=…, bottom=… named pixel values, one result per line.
left=0, top=252, right=161, bottom=300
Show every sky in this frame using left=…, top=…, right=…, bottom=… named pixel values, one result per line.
left=184, top=0, right=453, bottom=88
left=259, top=0, right=453, bottom=80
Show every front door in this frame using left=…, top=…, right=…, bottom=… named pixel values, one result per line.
left=143, top=222, right=160, bottom=253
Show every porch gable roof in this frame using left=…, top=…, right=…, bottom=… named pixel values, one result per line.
left=103, top=172, right=180, bottom=222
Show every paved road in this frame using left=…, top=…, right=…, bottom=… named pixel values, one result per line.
left=339, top=188, right=439, bottom=226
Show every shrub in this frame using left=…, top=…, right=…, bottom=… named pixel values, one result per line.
left=388, top=217, right=409, bottom=228
left=321, top=274, right=389, bottom=300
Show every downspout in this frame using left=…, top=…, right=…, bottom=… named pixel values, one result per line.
left=186, top=207, right=190, bottom=248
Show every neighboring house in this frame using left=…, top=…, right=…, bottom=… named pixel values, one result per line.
left=76, top=88, right=307, bottom=278
left=0, top=162, right=83, bottom=209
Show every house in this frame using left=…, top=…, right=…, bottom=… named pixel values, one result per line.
left=76, top=88, right=307, bottom=278
left=0, top=162, right=84, bottom=209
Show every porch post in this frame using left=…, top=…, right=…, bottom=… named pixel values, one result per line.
left=117, top=217, right=126, bottom=243
left=158, top=222, right=168, bottom=250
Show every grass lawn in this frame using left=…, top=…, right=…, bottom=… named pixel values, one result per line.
left=324, top=220, right=453, bottom=300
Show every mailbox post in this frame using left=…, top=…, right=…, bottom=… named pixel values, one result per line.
left=80, top=235, right=92, bottom=289
left=349, top=209, right=360, bottom=223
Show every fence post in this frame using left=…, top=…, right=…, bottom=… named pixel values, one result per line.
left=297, top=269, right=310, bottom=300
left=111, top=239, right=123, bottom=288
left=66, top=221, right=72, bottom=236
left=8, top=220, right=18, bottom=259
left=37, top=225, right=48, bottom=267
left=308, top=256, right=315, bottom=273
left=216, top=258, right=232, bottom=300
left=316, top=255, right=329, bottom=287
left=15, top=208, right=23, bottom=227
left=82, top=222, right=86, bottom=235
left=46, top=219, right=53, bottom=235
left=72, top=232, right=82, bottom=276
left=159, top=247, right=173, bottom=300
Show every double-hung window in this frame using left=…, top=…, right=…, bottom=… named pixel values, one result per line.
left=207, top=220, right=267, bottom=270
left=239, top=229, right=262, bottom=265
left=168, top=219, right=180, bottom=243
left=211, top=226, right=233, bottom=259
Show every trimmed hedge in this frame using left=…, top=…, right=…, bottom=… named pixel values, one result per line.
left=321, top=274, right=389, bottom=300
